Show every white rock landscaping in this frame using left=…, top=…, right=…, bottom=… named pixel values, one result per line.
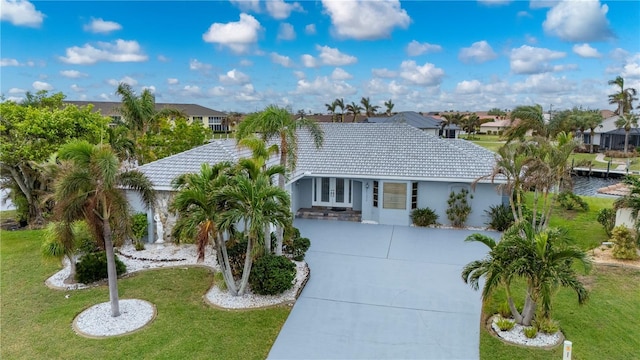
left=489, top=315, right=563, bottom=348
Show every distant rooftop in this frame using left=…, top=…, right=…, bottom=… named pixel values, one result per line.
left=64, top=101, right=227, bottom=117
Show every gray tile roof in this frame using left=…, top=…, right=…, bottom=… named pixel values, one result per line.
left=64, top=101, right=227, bottom=117
left=137, top=123, right=499, bottom=189
left=366, top=111, right=460, bottom=130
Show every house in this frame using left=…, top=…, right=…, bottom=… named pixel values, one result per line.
left=366, top=111, right=460, bottom=138
left=128, top=123, right=505, bottom=242
left=580, top=114, right=640, bottom=151
left=64, top=101, right=229, bottom=132
left=479, top=119, right=511, bottom=135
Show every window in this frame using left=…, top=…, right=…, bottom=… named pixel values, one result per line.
left=411, top=182, right=418, bottom=209
left=383, top=182, right=407, bottom=209
left=192, top=116, right=203, bottom=125
left=209, top=116, right=225, bottom=132
left=373, top=181, right=379, bottom=208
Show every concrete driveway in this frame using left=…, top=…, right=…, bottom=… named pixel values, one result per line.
left=267, top=219, right=500, bottom=360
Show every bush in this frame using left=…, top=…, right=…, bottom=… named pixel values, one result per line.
left=496, top=317, right=515, bottom=331
left=249, top=254, right=296, bottom=295
left=533, top=317, right=559, bottom=334
left=524, top=326, right=538, bottom=339
left=604, top=150, right=637, bottom=158
left=411, top=207, right=439, bottom=227
left=610, top=226, right=639, bottom=260
left=557, top=191, right=589, bottom=211
left=76, top=251, right=126, bottom=284
left=597, top=208, right=616, bottom=237
left=131, top=213, right=148, bottom=241
left=446, top=188, right=472, bottom=227
left=497, top=301, right=512, bottom=318
left=485, top=204, right=515, bottom=231
left=282, top=226, right=311, bottom=261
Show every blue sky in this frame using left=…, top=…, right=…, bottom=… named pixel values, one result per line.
left=1, top=0, right=639, bottom=114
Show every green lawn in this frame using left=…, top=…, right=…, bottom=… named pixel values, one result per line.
left=479, top=196, right=640, bottom=359
left=0, top=229, right=289, bottom=360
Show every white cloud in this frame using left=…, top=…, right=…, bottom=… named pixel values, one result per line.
left=167, top=78, right=179, bottom=85
left=70, top=84, right=84, bottom=92
left=529, top=0, right=557, bottom=9
left=239, top=59, right=253, bottom=66
left=301, top=54, right=317, bottom=68
left=236, top=84, right=262, bottom=101
left=512, top=73, right=574, bottom=93
left=219, top=69, right=250, bottom=85
left=399, top=60, right=445, bottom=86
left=455, top=80, right=483, bottom=94
left=295, top=76, right=357, bottom=96
left=293, top=71, right=306, bottom=79
left=107, top=76, right=138, bottom=87
left=331, top=68, right=352, bottom=80
left=189, top=59, right=212, bottom=72
left=478, top=0, right=512, bottom=5
left=305, top=24, right=316, bottom=35
left=32, top=81, right=53, bottom=91
left=517, top=11, right=532, bottom=18
left=83, top=18, right=122, bottom=34
left=208, top=86, right=227, bottom=97
left=459, top=41, right=498, bottom=63
left=1, top=58, right=19, bottom=66
left=202, top=13, right=262, bottom=54
left=143, top=85, right=156, bottom=93
left=572, top=43, right=601, bottom=58
left=229, top=0, right=261, bottom=13
left=543, top=0, right=613, bottom=42
left=266, top=0, right=303, bottom=20
left=525, top=34, right=538, bottom=44
left=277, top=23, right=296, bottom=41
left=8, top=87, right=26, bottom=94
left=271, top=52, right=294, bottom=67
left=406, top=40, right=442, bottom=56
left=317, top=45, right=357, bottom=66
left=59, top=39, right=148, bottom=64
left=510, top=45, right=566, bottom=74
left=372, top=68, right=397, bottom=78
left=99, top=93, right=111, bottom=101
left=365, top=79, right=408, bottom=96
left=322, top=0, right=410, bottom=40
left=157, top=55, right=170, bottom=62
left=0, top=0, right=44, bottom=27
left=60, top=70, right=87, bottom=78
left=182, top=85, right=202, bottom=96
left=621, top=53, right=640, bottom=78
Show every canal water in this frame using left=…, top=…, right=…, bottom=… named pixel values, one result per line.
left=571, top=176, right=622, bottom=197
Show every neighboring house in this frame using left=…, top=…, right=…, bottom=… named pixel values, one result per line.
left=128, top=123, right=504, bottom=242
left=479, top=119, right=511, bottom=135
left=64, top=101, right=229, bottom=132
left=366, top=111, right=460, bottom=138
left=582, top=114, right=640, bottom=151
left=307, top=114, right=368, bottom=123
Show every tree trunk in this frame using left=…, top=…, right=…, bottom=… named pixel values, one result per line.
left=264, top=225, right=271, bottom=254
left=103, top=217, right=121, bottom=317
left=216, top=232, right=238, bottom=296
left=237, top=234, right=254, bottom=296
left=590, top=129, right=595, bottom=153
left=625, top=130, right=630, bottom=153
left=64, top=254, right=77, bottom=284
left=521, top=291, right=536, bottom=326
left=504, top=285, right=523, bottom=323
left=275, top=227, right=284, bottom=256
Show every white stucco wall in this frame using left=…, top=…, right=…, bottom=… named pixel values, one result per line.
left=615, top=208, right=636, bottom=229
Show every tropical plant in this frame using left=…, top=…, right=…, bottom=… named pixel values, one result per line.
left=460, top=113, right=481, bottom=138
left=248, top=254, right=296, bottom=295
left=484, top=204, right=515, bottom=231
left=440, top=112, right=464, bottom=138
left=523, top=326, right=538, bottom=339
left=75, top=251, right=127, bottom=284
left=462, top=221, right=591, bottom=326
left=608, top=76, right=638, bottom=115
left=54, top=140, right=156, bottom=317
left=360, top=97, right=380, bottom=117
left=346, top=101, right=363, bottom=122
left=446, top=188, right=472, bottom=227
left=334, top=98, right=345, bottom=122
left=384, top=99, right=395, bottom=116
left=41, top=220, right=94, bottom=283
left=410, top=207, right=439, bottom=227
left=496, top=317, right=515, bottom=331
left=487, top=108, right=507, bottom=118
left=557, top=191, right=589, bottom=211
left=610, top=226, right=639, bottom=260
left=325, top=101, right=337, bottom=122
left=582, top=110, right=604, bottom=153
left=235, top=105, right=323, bottom=255
left=505, top=104, right=548, bottom=141
left=614, top=113, right=639, bottom=154
left=597, top=208, right=616, bottom=237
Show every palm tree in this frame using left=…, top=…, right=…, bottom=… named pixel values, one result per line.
left=360, top=97, right=380, bottom=117
left=334, top=98, right=345, bottom=122
left=608, top=76, right=638, bottom=115
left=218, top=173, right=291, bottom=295
left=384, top=99, right=394, bottom=116
left=440, top=112, right=464, bottom=138
left=325, top=101, right=337, bottom=122
left=460, top=113, right=480, bottom=139
left=54, top=140, right=155, bottom=317
left=346, top=102, right=363, bottom=122
left=505, top=104, right=548, bottom=141
left=615, top=113, right=639, bottom=153
left=463, top=221, right=590, bottom=325
left=235, top=105, right=324, bottom=254
left=583, top=110, right=604, bottom=153
left=170, top=162, right=239, bottom=295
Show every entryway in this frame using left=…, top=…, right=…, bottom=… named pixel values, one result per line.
left=313, top=177, right=353, bottom=208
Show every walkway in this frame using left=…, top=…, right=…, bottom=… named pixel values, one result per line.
left=268, top=219, right=500, bottom=360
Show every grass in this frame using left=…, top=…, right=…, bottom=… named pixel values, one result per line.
left=0, top=229, right=290, bottom=359
left=479, top=196, right=640, bottom=359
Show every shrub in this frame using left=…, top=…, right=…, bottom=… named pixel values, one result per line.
left=497, top=301, right=512, bottom=318
left=131, top=213, right=148, bottom=241
left=282, top=226, right=311, bottom=261
left=446, top=188, right=472, bottom=227
left=604, top=150, right=637, bottom=158
left=214, top=271, right=227, bottom=291
left=485, top=204, right=515, bottom=231
left=597, top=208, right=616, bottom=237
left=249, top=254, right=296, bottom=295
left=411, top=207, right=439, bottom=227
left=496, top=317, right=515, bottom=331
left=533, top=317, right=559, bottom=334
left=557, top=191, right=589, bottom=211
left=76, top=251, right=126, bottom=284
left=611, top=226, right=639, bottom=260
left=524, top=326, right=538, bottom=339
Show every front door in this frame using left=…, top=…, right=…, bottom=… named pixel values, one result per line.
left=314, top=177, right=352, bottom=207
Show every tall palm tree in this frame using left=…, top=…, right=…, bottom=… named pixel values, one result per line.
left=440, top=112, right=464, bottom=138
left=615, top=113, right=639, bottom=153
left=54, top=140, right=155, bottom=317
left=608, top=76, right=638, bottom=115
left=171, top=162, right=239, bottom=295
left=334, top=98, right=345, bottom=123
left=235, top=105, right=324, bottom=254
left=325, top=102, right=337, bottom=122
left=346, top=102, right=363, bottom=122
left=583, top=110, right=604, bottom=153
left=218, top=173, right=291, bottom=295
left=505, top=104, right=548, bottom=141
left=360, top=97, right=380, bottom=117
left=384, top=99, right=394, bottom=116
left=460, top=113, right=480, bottom=139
